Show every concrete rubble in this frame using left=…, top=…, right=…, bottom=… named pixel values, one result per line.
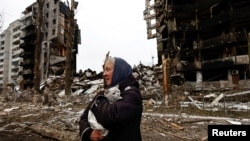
left=1, top=64, right=250, bottom=140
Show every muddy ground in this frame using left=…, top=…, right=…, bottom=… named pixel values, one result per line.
left=1, top=97, right=250, bottom=141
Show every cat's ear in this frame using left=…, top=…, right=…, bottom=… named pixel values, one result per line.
left=104, top=89, right=109, bottom=93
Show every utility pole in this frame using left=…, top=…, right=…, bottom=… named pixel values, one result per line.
left=64, top=0, right=78, bottom=95
left=34, top=0, right=45, bottom=94
left=162, top=54, right=171, bottom=106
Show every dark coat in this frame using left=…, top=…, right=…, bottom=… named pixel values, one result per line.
left=79, top=74, right=143, bottom=141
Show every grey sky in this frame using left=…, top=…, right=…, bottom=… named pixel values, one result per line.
left=0, top=0, right=157, bottom=73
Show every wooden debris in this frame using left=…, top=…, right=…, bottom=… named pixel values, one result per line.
left=211, top=93, right=224, bottom=106
left=170, top=122, right=184, bottom=130
left=29, top=124, right=79, bottom=141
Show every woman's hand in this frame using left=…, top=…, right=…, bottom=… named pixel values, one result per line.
left=90, top=129, right=104, bottom=141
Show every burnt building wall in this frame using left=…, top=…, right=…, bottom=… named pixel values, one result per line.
left=144, top=0, right=250, bottom=84
left=19, top=0, right=80, bottom=90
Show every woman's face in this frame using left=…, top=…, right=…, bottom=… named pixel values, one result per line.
left=103, top=60, right=114, bottom=86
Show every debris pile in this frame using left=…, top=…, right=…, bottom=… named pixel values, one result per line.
left=1, top=64, right=250, bottom=141
left=2, top=63, right=250, bottom=112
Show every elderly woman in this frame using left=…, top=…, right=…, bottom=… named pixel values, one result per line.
left=79, top=56, right=143, bottom=141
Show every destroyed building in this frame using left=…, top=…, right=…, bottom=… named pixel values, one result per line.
left=144, top=0, right=250, bottom=87
left=0, top=20, right=22, bottom=90
left=0, top=0, right=81, bottom=90
left=0, top=1, right=81, bottom=91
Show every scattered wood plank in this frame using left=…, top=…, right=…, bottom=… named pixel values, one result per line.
left=29, top=124, right=79, bottom=141
left=170, top=122, right=184, bottom=130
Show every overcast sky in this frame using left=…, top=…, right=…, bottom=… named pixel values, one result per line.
left=0, top=0, right=157, bottom=73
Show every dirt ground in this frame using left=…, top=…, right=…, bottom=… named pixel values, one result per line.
left=0, top=98, right=249, bottom=141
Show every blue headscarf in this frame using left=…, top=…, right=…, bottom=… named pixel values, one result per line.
left=111, top=57, right=133, bottom=87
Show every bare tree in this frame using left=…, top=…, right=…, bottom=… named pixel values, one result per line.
left=34, top=0, right=45, bottom=94
left=64, top=0, right=78, bottom=95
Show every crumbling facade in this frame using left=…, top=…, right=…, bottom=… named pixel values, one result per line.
left=144, top=0, right=250, bottom=86
left=19, top=0, right=80, bottom=90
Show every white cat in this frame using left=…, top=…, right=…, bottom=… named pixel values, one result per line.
left=88, top=85, right=122, bottom=136
left=104, top=85, right=122, bottom=104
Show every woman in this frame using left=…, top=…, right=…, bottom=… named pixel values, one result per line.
left=79, top=56, right=143, bottom=141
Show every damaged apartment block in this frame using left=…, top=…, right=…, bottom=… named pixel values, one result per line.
left=144, top=0, right=250, bottom=88
left=19, top=0, right=81, bottom=90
